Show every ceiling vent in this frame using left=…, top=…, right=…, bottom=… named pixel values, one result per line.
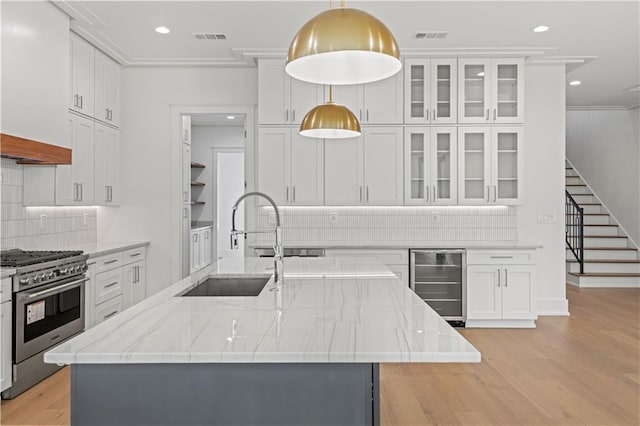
left=192, top=33, right=227, bottom=40
left=414, top=32, right=448, bottom=40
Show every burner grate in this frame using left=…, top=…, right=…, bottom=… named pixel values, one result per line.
left=0, top=249, right=84, bottom=268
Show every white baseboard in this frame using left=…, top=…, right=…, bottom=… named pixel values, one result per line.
left=466, top=319, right=536, bottom=328
left=536, top=297, right=570, bottom=316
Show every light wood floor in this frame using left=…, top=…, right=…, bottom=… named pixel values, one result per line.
left=2, top=285, right=639, bottom=426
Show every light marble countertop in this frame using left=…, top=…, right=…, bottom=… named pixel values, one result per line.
left=191, top=224, right=213, bottom=232
left=45, top=257, right=480, bottom=365
left=250, top=240, right=543, bottom=250
left=1, top=268, right=16, bottom=279
left=68, top=241, right=150, bottom=259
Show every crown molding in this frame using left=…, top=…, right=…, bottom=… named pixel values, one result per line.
left=566, top=105, right=630, bottom=111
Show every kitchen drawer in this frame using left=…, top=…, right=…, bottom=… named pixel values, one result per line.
left=325, top=249, right=409, bottom=265
left=94, top=268, right=123, bottom=305
left=122, top=246, right=146, bottom=265
left=92, top=252, right=123, bottom=273
left=93, top=294, right=123, bottom=326
left=467, top=250, right=535, bottom=265
left=423, top=299, right=462, bottom=317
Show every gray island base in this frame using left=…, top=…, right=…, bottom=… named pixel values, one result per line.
left=72, top=363, right=379, bottom=426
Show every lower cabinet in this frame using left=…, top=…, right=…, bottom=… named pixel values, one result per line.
left=1, top=278, right=11, bottom=393
left=190, top=227, right=213, bottom=274
left=324, top=249, right=409, bottom=287
left=466, top=250, right=537, bottom=328
left=85, top=246, right=147, bottom=329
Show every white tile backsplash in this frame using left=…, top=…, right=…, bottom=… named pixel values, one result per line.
left=0, top=158, right=97, bottom=250
left=255, top=206, right=517, bottom=244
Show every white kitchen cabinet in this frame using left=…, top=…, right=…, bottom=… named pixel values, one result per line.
left=404, top=58, right=457, bottom=124
left=56, top=113, right=95, bottom=206
left=94, top=267, right=123, bottom=306
left=404, top=127, right=458, bottom=205
left=466, top=250, right=536, bottom=328
left=93, top=295, right=124, bottom=326
left=327, top=72, right=403, bottom=124
left=258, top=59, right=323, bottom=125
left=94, top=122, right=120, bottom=205
left=201, top=228, right=212, bottom=268
left=1, top=277, right=11, bottom=393
left=458, top=58, right=524, bottom=124
left=257, top=127, right=324, bottom=205
left=70, top=32, right=95, bottom=117
left=325, top=127, right=403, bottom=205
left=190, top=227, right=213, bottom=274
left=458, top=127, right=523, bottom=205
left=182, top=144, right=191, bottom=204
left=122, top=246, right=147, bottom=309
left=191, top=229, right=201, bottom=274
left=94, top=50, right=120, bottom=127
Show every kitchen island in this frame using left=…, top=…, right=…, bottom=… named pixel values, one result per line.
left=45, top=257, right=480, bottom=426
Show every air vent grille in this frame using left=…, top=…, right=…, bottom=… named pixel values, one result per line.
left=192, top=33, right=227, bottom=40
left=414, top=32, right=448, bottom=40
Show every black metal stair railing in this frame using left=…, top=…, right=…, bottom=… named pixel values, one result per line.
left=566, top=190, right=584, bottom=274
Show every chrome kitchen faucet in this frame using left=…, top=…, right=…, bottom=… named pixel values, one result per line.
left=230, top=192, right=283, bottom=285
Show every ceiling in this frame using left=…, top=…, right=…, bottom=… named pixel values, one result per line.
left=54, top=0, right=639, bottom=108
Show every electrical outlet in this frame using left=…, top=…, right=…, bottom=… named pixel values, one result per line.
left=537, top=213, right=557, bottom=224
left=431, top=212, right=440, bottom=223
left=40, top=215, right=47, bottom=229
left=330, top=212, right=338, bottom=225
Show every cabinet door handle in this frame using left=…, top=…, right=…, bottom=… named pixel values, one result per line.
left=366, top=109, right=369, bottom=122
left=486, top=185, right=490, bottom=202
left=73, top=183, right=77, bottom=201
left=104, top=310, right=118, bottom=319
left=426, top=109, right=429, bottom=121
left=491, top=256, right=513, bottom=259
left=286, top=186, right=289, bottom=202
left=74, top=94, right=79, bottom=107
left=493, top=108, right=497, bottom=121
left=183, top=207, right=189, bottom=218
left=104, top=259, right=119, bottom=265
left=433, top=109, right=437, bottom=120
left=285, top=109, right=289, bottom=122
left=359, top=186, right=363, bottom=203
left=359, top=109, right=363, bottom=121
left=104, top=281, right=118, bottom=288
left=109, top=186, right=113, bottom=202
left=366, top=185, right=369, bottom=203
left=105, top=186, right=109, bottom=202
left=504, top=268, right=508, bottom=287
left=485, top=108, right=489, bottom=121
left=433, top=185, right=436, bottom=202
left=497, top=269, right=501, bottom=287
left=80, top=183, right=83, bottom=201
left=109, top=109, right=113, bottom=121
left=292, top=186, right=296, bottom=203
left=183, top=191, right=188, bottom=202
left=80, top=96, right=83, bottom=109
left=425, top=185, right=429, bottom=203
left=292, top=109, right=296, bottom=122
left=493, top=185, right=497, bottom=202
left=105, top=108, right=109, bottom=120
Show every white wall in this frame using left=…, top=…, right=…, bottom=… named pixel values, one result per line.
left=191, top=125, right=245, bottom=224
left=566, top=108, right=640, bottom=246
left=519, top=64, right=568, bottom=315
left=217, top=152, right=245, bottom=259
left=97, top=67, right=256, bottom=295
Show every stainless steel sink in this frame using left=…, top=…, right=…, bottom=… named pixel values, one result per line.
left=180, top=275, right=272, bottom=297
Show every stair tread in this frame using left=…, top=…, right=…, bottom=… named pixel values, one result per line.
left=583, top=247, right=637, bottom=251
left=584, top=224, right=617, bottom=227
left=583, top=213, right=609, bottom=216
left=566, top=184, right=586, bottom=186
left=568, top=272, right=640, bottom=277
left=584, top=235, right=626, bottom=238
left=567, top=259, right=640, bottom=263
left=579, top=203, right=602, bottom=206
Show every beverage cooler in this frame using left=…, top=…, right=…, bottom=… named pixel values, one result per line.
left=409, top=249, right=466, bottom=326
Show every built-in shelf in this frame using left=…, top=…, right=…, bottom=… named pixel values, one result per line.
left=191, top=181, right=205, bottom=186
left=190, top=201, right=205, bottom=205
left=191, top=162, right=205, bottom=169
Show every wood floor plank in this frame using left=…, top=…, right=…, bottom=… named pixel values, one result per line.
left=1, top=285, right=638, bottom=426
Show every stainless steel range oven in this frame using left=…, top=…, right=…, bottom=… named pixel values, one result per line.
left=1, top=249, right=88, bottom=399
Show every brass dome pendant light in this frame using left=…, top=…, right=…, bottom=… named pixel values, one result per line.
left=299, top=85, right=361, bottom=139
left=286, top=0, right=401, bottom=85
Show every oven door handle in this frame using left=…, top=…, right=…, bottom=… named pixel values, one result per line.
left=24, top=278, right=88, bottom=300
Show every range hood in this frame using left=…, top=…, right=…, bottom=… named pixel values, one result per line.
left=0, top=133, right=71, bottom=164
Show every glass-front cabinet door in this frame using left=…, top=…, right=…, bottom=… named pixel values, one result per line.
left=491, top=59, right=524, bottom=124
left=458, top=59, right=491, bottom=124
left=491, top=127, right=523, bottom=204
left=404, top=58, right=457, bottom=124
left=404, top=127, right=457, bottom=205
left=458, top=127, right=491, bottom=204
left=430, top=59, right=457, bottom=124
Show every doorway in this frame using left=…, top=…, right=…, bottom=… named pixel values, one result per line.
left=213, top=149, right=244, bottom=260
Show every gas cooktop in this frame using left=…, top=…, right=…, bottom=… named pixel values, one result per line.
left=0, top=249, right=85, bottom=268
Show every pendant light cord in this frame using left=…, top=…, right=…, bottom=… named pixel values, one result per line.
left=329, top=85, right=333, bottom=103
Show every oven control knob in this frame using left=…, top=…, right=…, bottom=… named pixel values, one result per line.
left=48, top=272, right=56, bottom=279
left=19, top=277, right=30, bottom=285
left=40, top=273, right=48, bottom=281
left=75, top=266, right=81, bottom=273
left=33, top=275, right=40, bottom=283
left=60, top=268, right=69, bottom=275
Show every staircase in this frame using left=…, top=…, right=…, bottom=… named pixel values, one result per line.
left=565, top=161, right=640, bottom=287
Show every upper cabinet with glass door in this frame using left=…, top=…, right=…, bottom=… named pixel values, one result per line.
left=404, top=58, right=457, bottom=124
left=404, top=127, right=458, bottom=205
left=458, top=58, right=524, bottom=124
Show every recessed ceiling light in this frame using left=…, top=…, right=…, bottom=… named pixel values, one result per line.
left=226, top=115, right=235, bottom=120
left=477, top=72, right=485, bottom=77
left=532, top=25, right=549, bottom=33
left=155, top=26, right=170, bottom=34
left=569, top=80, right=582, bottom=86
